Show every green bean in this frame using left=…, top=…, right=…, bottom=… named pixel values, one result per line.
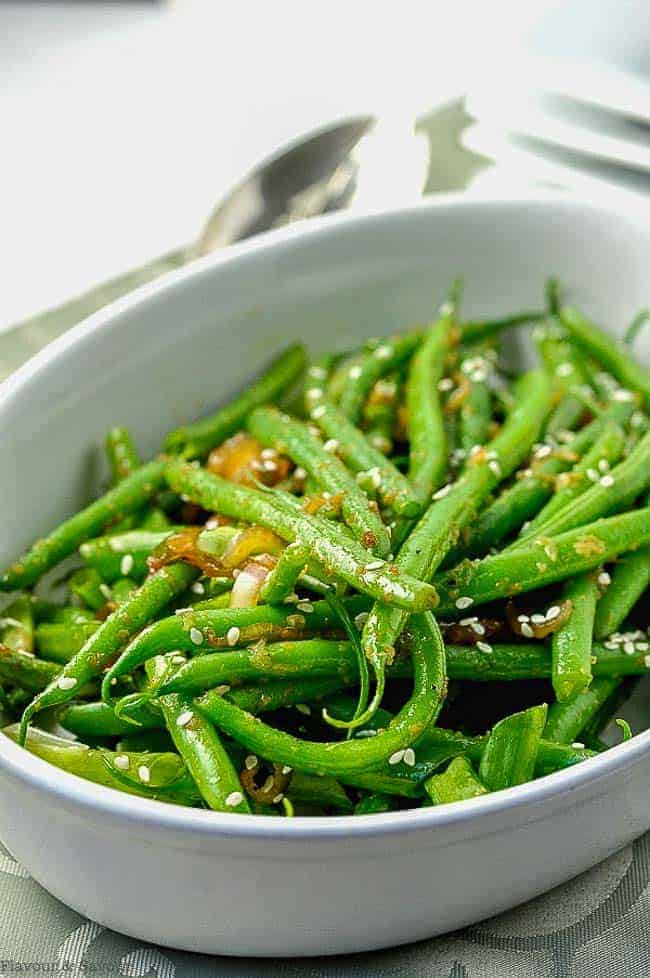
left=559, top=306, right=650, bottom=410
left=79, top=528, right=181, bottom=584
left=425, top=756, right=488, bottom=805
left=434, top=508, right=650, bottom=615
left=106, top=427, right=140, bottom=483
left=286, top=773, right=353, bottom=813
left=523, top=421, right=626, bottom=537
left=594, top=550, right=650, bottom=638
left=157, top=639, right=358, bottom=697
left=196, top=611, right=446, bottom=778
left=460, top=310, right=545, bottom=344
left=259, top=543, right=311, bottom=603
left=101, top=595, right=370, bottom=695
left=361, top=368, right=552, bottom=720
left=69, top=568, right=110, bottom=611
left=0, top=596, right=34, bottom=653
left=304, top=396, right=421, bottom=518
left=624, top=310, right=650, bottom=347
left=19, top=562, right=198, bottom=742
left=0, top=645, right=60, bottom=691
left=46, top=605, right=96, bottom=625
left=405, top=309, right=455, bottom=503
left=0, top=459, right=166, bottom=592
left=117, top=729, right=175, bottom=754
left=544, top=677, right=621, bottom=744
left=458, top=353, right=493, bottom=453
left=551, top=572, right=599, bottom=702
left=61, top=698, right=162, bottom=737
left=354, top=793, right=397, bottom=814
left=338, top=332, right=422, bottom=423
left=512, top=430, right=650, bottom=550
left=248, top=406, right=390, bottom=556
left=35, top=621, right=99, bottom=664
left=139, top=508, right=173, bottom=531
left=145, top=656, right=250, bottom=814
left=3, top=725, right=201, bottom=806
left=535, top=324, right=592, bottom=434
left=362, top=373, right=400, bottom=455
left=164, top=344, right=307, bottom=458
left=111, top=576, right=138, bottom=604
left=164, top=460, right=438, bottom=611
left=479, top=704, right=547, bottom=791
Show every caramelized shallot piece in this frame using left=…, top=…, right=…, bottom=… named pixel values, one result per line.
left=147, top=527, right=226, bottom=578
left=442, top=616, right=509, bottom=645
left=506, top=599, right=573, bottom=639
left=229, top=559, right=273, bottom=607
left=207, top=432, right=290, bottom=487
left=240, top=758, right=293, bottom=806
left=221, top=526, right=285, bottom=569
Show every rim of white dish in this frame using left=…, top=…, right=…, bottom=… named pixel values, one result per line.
left=1, top=190, right=649, bottom=842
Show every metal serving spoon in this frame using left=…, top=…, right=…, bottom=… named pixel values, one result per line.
left=0, top=100, right=483, bottom=379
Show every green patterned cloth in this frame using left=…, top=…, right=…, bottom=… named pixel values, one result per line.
left=0, top=838, right=648, bottom=974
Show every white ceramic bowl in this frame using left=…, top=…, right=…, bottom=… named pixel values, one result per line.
left=0, top=194, right=648, bottom=957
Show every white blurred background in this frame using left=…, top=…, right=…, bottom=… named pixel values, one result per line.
left=1, top=0, right=648, bottom=330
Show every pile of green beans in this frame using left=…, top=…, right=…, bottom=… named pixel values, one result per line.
left=1, top=282, right=648, bottom=818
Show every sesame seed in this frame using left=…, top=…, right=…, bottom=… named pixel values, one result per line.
left=214, top=684, right=231, bottom=695
left=138, top=765, right=151, bottom=784
left=225, top=791, right=244, bottom=808
left=488, top=460, right=502, bottom=478
left=323, top=438, right=339, bottom=453
left=645, top=655, right=650, bottom=668
left=556, top=362, right=574, bottom=377
left=586, top=468, right=599, bottom=482
left=375, top=345, right=393, bottom=360
left=261, top=448, right=276, bottom=459
left=403, top=748, right=416, bottom=767
left=175, top=607, right=192, bottom=615
left=120, top=554, right=134, bottom=575
left=244, top=755, right=258, bottom=770
left=598, top=459, right=610, bottom=473
left=613, top=389, right=635, bottom=402
left=636, top=642, right=649, bottom=651
left=630, top=411, right=644, bottom=428
left=57, top=677, right=77, bottom=691
left=546, top=606, right=561, bottom=621
left=521, top=623, right=534, bottom=638
left=189, top=627, right=203, bottom=646
left=530, top=613, right=546, bottom=624
left=604, top=640, right=618, bottom=650
left=535, top=445, right=552, bottom=458
left=294, top=466, right=307, bottom=481
left=470, top=622, right=485, bottom=636
left=388, top=749, right=405, bottom=765
left=172, top=654, right=186, bottom=665
left=460, top=616, right=478, bottom=626
left=477, top=641, right=493, bottom=654
left=349, top=365, right=362, bottom=379
left=365, top=560, right=384, bottom=571
left=272, top=793, right=284, bottom=804
left=354, top=612, right=369, bottom=630
left=438, top=377, right=454, bottom=392
left=517, top=614, right=530, bottom=623
left=296, top=601, right=314, bottom=614
left=598, top=572, right=611, bottom=587
left=455, top=596, right=474, bottom=609
left=433, top=484, right=452, bottom=500
left=226, top=626, right=241, bottom=647
left=262, top=459, right=278, bottom=471
left=114, top=755, right=130, bottom=771
left=311, top=405, right=326, bottom=420
left=309, top=366, right=327, bottom=380
left=306, top=387, right=324, bottom=400
left=624, top=642, right=636, bottom=655
left=176, top=710, right=194, bottom=728
left=572, top=742, right=585, bottom=750
left=295, top=703, right=311, bottom=715
left=282, top=765, right=292, bottom=774
left=600, top=474, right=615, bottom=488
left=355, top=729, right=377, bottom=738
left=191, top=581, right=205, bottom=595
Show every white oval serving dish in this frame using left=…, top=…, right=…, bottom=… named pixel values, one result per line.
left=0, top=193, right=648, bottom=956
